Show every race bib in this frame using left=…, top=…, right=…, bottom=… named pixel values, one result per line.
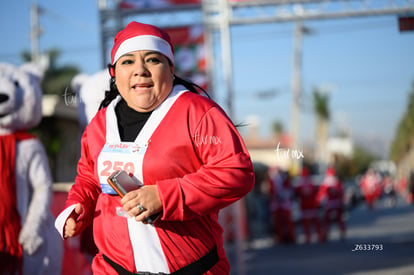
left=97, top=142, right=148, bottom=194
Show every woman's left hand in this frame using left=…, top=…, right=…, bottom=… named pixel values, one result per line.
left=120, top=185, right=162, bottom=222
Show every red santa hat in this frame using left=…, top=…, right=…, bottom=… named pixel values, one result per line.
left=110, top=21, right=174, bottom=76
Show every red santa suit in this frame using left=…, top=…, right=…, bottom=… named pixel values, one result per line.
left=360, top=170, right=382, bottom=209
left=55, top=85, right=254, bottom=274
left=269, top=170, right=295, bottom=244
left=316, top=168, right=346, bottom=241
left=295, top=168, right=322, bottom=243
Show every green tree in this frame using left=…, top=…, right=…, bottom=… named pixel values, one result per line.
left=272, top=120, right=284, bottom=140
left=21, top=48, right=80, bottom=95
left=335, top=146, right=379, bottom=180
left=313, top=88, right=330, bottom=166
left=390, top=81, right=414, bottom=162
left=42, top=49, right=80, bottom=95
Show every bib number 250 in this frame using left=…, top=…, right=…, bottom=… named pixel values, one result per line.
left=100, top=160, right=135, bottom=177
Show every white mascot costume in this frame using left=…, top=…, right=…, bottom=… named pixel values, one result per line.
left=0, top=63, right=62, bottom=274
left=71, top=69, right=109, bottom=128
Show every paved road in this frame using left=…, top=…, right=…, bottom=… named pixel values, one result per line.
left=227, top=198, right=414, bottom=275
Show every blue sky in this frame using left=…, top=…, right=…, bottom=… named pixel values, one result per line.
left=1, top=1, right=413, bottom=158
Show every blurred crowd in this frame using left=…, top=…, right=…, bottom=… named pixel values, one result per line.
left=244, top=163, right=413, bottom=245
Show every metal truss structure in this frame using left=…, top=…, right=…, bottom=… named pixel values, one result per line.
left=204, top=0, right=414, bottom=26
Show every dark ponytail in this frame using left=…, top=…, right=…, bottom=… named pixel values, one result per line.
left=99, top=76, right=119, bottom=110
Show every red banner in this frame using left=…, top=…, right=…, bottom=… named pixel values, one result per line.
left=119, top=0, right=200, bottom=9
left=166, top=25, right=208, bottom=91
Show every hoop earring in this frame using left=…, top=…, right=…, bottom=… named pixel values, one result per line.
left=108, top=64, right=115, bottom=77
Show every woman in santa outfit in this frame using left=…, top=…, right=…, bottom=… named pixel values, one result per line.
left=360, top=169, right=382, bottom=209
left=268, top=169, right=296, bottom=244
left=295, top=167, right=323, bottom=243
left=54, top=21, right=254, bottom=274
left=316, top=167, right=346, bottom=241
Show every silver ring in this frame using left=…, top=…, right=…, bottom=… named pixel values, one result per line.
left=137, top=204, right=145, bottom=213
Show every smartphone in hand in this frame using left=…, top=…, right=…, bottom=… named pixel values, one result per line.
left=107, top=170, right=142, bottom=198
left=107, top=170, right=160, bottom=224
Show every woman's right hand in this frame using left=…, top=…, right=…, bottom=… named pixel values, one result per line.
left=64, top=203, right=83, bottom=238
